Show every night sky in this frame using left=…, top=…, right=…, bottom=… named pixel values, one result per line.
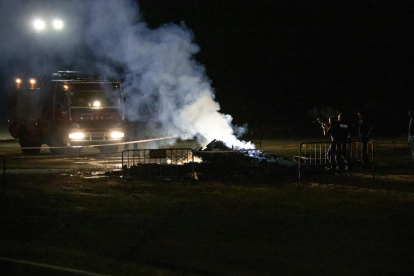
left=2, top=0, right=414, bottom=136
left=138, top=0, right=414, bottom=134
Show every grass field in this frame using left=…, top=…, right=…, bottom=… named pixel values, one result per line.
left=0, top=138, right=414, bottom=275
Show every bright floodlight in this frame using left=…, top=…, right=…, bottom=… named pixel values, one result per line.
left=16, top=79, right=21, bottom=83
left=93, top=101, right=101, bottom=107
left=33, top=19, right=45, bottom=31
left=30, top=79, right=36, bottom=84
left=52, top=19, right=63, bottom=30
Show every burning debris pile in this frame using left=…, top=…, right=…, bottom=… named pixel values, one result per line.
left=121, top=140, right=296, bottom=181
left=191, top=140, right=297, bottom=181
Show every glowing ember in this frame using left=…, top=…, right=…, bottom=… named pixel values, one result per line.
left=166, top=154, right=202, bottom=165
left=193, top=156, right=203, bottom=163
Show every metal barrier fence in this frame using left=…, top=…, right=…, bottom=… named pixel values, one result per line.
left=0, top=155, right=5, bottom=194
left=298, top=141, right=374, bottom=181
left=122, top=148, right=195, bottom=179
left=194, top=149, right=258, bottom=155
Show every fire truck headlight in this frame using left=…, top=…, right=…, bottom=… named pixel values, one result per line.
left=69, top=132, right=84, bottom=139
left=33, top=19, right=45, bottom=31
left=110, top=132, right=124, bottom=139
left=52, top=19, right=63, bottom=30
left=93, top=101, right=101, bottom=107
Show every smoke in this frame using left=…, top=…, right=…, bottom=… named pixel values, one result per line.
left=83, top=0, right=253, bottom=149
left=0, top=0, right=254, bottom=149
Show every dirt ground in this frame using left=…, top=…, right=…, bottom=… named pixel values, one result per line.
left=0, top=139, right=414, bottom=275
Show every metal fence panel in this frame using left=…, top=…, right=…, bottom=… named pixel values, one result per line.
left=298, top=141, right=374, bottom=181
left=122, top=148, right=195, bottom=179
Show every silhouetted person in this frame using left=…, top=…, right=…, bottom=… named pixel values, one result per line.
left=324, top=116, right=340, bottom=170
left=323, top=114, right=350, bottom=171
left=337, top=113, right=350, bottom=169
left=409, top=110, right=414, bottom=162
left=358, top=111, right=373, bottom=167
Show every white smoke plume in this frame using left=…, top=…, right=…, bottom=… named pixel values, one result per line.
left=84, top=0, right=254, bottom=149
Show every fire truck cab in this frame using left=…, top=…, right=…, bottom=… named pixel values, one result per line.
left=9, top=71, right=126, bottom=154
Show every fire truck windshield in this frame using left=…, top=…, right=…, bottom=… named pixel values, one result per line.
left=68, top=83, right=122, bottom=108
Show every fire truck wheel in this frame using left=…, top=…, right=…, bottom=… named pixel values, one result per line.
left=98, top=145, right=119, bottom=154
left=66, top=147, right=83, bottom=155
left=50, top=148, right=64, bottom=155
left=19, top=133, right=41, bottom=155
left=21, top=144, right=41, bottom=155
left=47, top=136, right=66, bottom=155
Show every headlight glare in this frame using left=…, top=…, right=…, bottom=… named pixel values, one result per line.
left=110, top=132, right=124, bottom=139
left=69, top=132, right=84, bottom=139
left=52, top=19, right=63, bottom=30
left=33, top=19, right=45, bottom=31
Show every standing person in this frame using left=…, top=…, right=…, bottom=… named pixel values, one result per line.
left=409, top=110, right=414, bottom=162
left=337, top=113, right=351, bottom=169
left=323, top=116, right=341, bottom=170
left=358, top=111, right=373, bottom=167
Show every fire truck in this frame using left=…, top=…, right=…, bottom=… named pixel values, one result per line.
left=8, top=71, right=126, bottom=154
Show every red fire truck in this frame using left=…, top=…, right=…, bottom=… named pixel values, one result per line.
left=8, top=71, right=126, bottom=154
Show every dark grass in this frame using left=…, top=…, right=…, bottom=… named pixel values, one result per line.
left=0, top=138, right=414, bottom=275
left=1, top=172, right=414, bottom=275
